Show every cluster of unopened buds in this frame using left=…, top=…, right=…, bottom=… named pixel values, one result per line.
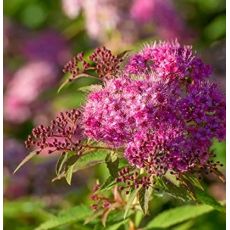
left=25, top=109, right=84, bottom=155
left=116, top=167, right=152, bottom=192
left=23, top=40, right=225, bottom=216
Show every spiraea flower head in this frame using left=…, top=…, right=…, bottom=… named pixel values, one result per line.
left=83, top=41, right=225, bottom=176
left=21, top=41, right=225, bottom=220
left=23, top=40, right=225, bottom=184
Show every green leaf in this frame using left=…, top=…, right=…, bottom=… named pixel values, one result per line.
left=154, top=177, right=191, bottom=201
left=105, top=219, right=128, bottom=230
left=106, top=153, right=119, bottom=178
left=118, top=158, right=129, bottom=168
left=58, top=73, right=99, bottom=93
left=65, top=164, right=75, bottom=185
left=35, top=205, right=92, bottom=230
left=139, top=186, right=153, bottom=214
left=210, top=139, right=226, bottom=165
left=55, top=153, right=68, bottom=175
left=99, top=176, right=116, bottom=192
left=54, top=91, right=85, bottom=110
left=4, top=199, right=54, bottom=221
left=52, top=151, right=108, bottom=182
left=180, top=175, right=225, bottom=212
left=56, top=152, right=80, bottom=180
left=135, top=211, right=144, bottom=227
left=172, top=221, right=194, bottom=230
left=84, top=211, right=103, bottom=225
left=145, top=204, right=214, bottom=229
left=14, top=151, right=37, bottom=174
left=194, top=187, right=225, bottom=212
left=57, top=73, right=71, bottom=93
left=124, top=187, right=141, bottom=219
left=72, top=151, right=108, bottom=173
left=77, top=84, right=102, bottom=93
left=182, top=174, right=204, bottom=191
left=204, top=15, right=226, bottom=41
left=64, top=153, right=81, bottom=169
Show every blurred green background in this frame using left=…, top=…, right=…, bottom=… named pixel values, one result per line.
left=3, top=0, right=226, bottom=229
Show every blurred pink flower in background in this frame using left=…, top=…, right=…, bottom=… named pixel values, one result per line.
left=21, top=31, right=69, bottom=64
left=62, top=0, right=121, bottom=41
left=62, top=0, right=190, bottom=42
left=4, top=61, right=58, bottom=123
left=62, top=0, right=82, bottom=19
left=4, top=30, right=70, bottom=124
left=130, top=0, right=189, bottom=40
left=82, top=0, right=120, bottom=41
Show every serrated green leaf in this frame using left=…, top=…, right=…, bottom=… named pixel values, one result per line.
left=35, top=205, right=92, bottom=230
left=145, top=204, right=214, bottom=229
left=139, top=186, right=153, bottom=214
left=14, top=151, right=37, bottom=174
left=194, top=187, right=225, bottom=212
left=106, top=153, right=119, bottom=178
left=124, top=187, right=141, bottom=219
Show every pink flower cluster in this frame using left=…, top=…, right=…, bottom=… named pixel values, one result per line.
left=83, top=41, right=225, bottom=174
left=125, top=40, right=212, bottom=80
left=83, top=77, right=179, bottom=147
